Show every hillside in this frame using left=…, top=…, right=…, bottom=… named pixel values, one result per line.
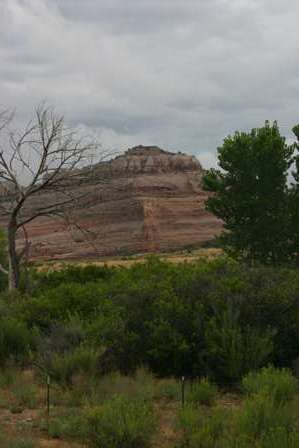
left=15, top=145, right=222, bottom=261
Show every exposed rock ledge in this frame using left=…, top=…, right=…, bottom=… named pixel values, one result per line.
left=5, top=145, right=223, bottom=261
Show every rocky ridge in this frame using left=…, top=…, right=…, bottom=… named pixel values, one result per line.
left=18, top=146, right=222, bottom=260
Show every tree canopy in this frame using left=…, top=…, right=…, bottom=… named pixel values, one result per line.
left=203, top=121, right=298, bottom=265
left=289, top=125, right=299, bottom=266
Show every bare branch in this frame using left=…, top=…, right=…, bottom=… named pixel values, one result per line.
left=0, top=102, right=117, bottom=289
left=0, top=264, right=8, bottom=275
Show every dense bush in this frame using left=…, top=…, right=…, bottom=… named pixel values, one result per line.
left=32, top=264, right=114, bottom=291
left=46, top=411, right=84, bottom=440
left=258, top=427, right=299, bottom=448
left=178, top=405, right=230, bottom=447
left=45, top=344, right=103, bottom=386
left=154, top=378, right=180, bottom=401
left=235, top=394, right=297, bottom=441
left=204, top=311, right=275, bottom=383
left=187, top=378, right=218, bottom=406
left=2, top=257, right=299, bottom=383
left=242, top=367, right=298, bottom=403
left=83, top=396, right=156, bottom=448
left=179, top=381, right=299, bottom=447
left=0, top=318, right=32, bottom=365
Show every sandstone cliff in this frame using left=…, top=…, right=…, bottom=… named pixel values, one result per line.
left=15, top=146, right=222, bottom=260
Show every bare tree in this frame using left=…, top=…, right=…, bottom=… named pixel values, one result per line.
left=0, top=104, right=105, bottom=290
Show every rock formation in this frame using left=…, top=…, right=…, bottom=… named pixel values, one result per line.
left=11, top=146, right=222, bottom=260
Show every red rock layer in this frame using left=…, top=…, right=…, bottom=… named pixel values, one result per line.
left=17, top=146, right=222, bottom=260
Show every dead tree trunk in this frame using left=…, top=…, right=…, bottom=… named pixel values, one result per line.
left=8, top=218, right=19, bottom=291
left=0, top=104, right=106, bottom=291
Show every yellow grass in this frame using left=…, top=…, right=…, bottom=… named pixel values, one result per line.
left=36, top=248, right=223, bottom=272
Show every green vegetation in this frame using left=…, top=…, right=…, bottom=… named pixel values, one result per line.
left=178, top=405, right=231, bottom=447
left=0, top=121, right=298, bottom=446
left=179, top=367, right=299, bottom=447
left=0, top=317, right=32, bottom=365
left=155, top=378, right=180, bottom=401
left=242, top=366, right=298, bottom=403
left=0, top=114, right=299, bottom=448
left=235, top=394, right=296, bottom=440
left=187, top=378, right=218, bottom=406
left=0, top=257, right=299, bottom=445
left=84, top=396, right=156, bottom=448
left=289, top=125, right=299, bottom=267
left=203, top=121, right=299, bottom=266
left=0, top=116, right=298, bottom=446
left=1, top=258, right=299, bottom=383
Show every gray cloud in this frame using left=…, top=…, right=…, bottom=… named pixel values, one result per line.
left=0, top=0, right=298, bottom=168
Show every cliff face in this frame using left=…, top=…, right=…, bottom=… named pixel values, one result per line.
left=19, top=146, right=222, bottom=260
left=109, top=146, right=201, bottom=174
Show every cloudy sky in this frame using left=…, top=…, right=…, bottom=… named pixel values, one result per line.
left=0, top=0, right=298, bottom=167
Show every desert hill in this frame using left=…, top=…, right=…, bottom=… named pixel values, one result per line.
left=17, top=145, right=222, bottom=260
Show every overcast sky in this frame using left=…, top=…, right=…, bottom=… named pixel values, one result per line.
left=0, top=0, right=298, bottom=168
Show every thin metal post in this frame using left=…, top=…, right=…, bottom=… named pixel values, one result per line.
left=47, top=375, right=50, bottom=417
left=181, top=376, right=185, bottom=408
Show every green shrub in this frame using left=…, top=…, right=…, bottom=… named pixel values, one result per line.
left=242, top=366, right=298, bottom=403
left=258, top=427, right=299, bottom=448
left=48, top=419, right=64, bottom=439
left=39, top=409, right=83, bottom=439
left=3, top=258, right=299, bottom=383
left=235, top=394, right=296, bottom=440
left=54, top=369, right=154, bottom=408
left=187, top=378, right=218, bottom=406
left=20, top=282, right=107, bottom=328
left=47, top=417, right=80, bottom=439
left=205, top=309, right=275, bottom=383
left=178, top=404, right=202, bottom=442
left=155, top=379, right=180, bottom=401
left=34, top=264, right=113, bottom=291
left=178, top=405, right=230, bottom=447
left=0, top=318, right=31, bottom=364
left=46, top=316, right=86, bottom=352
left=84, top=396, right=156, bottom=448
left=45, top=344, right=103, bottom=385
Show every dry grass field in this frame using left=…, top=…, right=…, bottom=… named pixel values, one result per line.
left=36, top=248, right=222, bottom=272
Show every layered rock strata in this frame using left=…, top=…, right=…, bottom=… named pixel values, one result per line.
left=5, top=146, right=222, bottom=260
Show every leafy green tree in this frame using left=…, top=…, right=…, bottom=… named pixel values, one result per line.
left=289, top=125, right=299, bottom=265
left=203, top=121, right=294, bottom=265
